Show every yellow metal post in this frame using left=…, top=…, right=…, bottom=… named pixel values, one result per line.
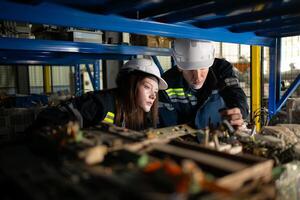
left=251, top=46, right=261, bottom=131
left=43, top=65, right=52, bottom=93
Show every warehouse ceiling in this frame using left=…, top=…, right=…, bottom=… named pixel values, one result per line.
left=0, top=0, right=300, bottom=64
left=8, top=0, right=300, bottom=38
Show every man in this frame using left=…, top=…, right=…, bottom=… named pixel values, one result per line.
left=159, top=39, right=249, bottom=129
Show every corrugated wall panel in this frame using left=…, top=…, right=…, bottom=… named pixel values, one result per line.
left=52, top=66, right=70, bottom=92
left=0, top=65, right=16, bottom=94
left=29, top=66, right=43, bottom=94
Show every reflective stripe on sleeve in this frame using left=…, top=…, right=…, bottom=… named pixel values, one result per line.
left=166, top=88, right=198, bottom=105
left=102, top=111, right=115, bottom=124
left=159, top=102, right=175, bottom=111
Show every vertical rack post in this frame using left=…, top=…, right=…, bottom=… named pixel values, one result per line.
left=251, top=46, right=262, bottom=131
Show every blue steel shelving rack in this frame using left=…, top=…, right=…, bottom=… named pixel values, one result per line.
left=0, top=0, right=300, bottom=118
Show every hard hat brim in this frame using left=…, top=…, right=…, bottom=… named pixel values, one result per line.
left=157, top=77, right=168, bottom=90
left=132, top=69, right=168, bottom=90
left=176, top=59, right=215, bottom=70
left=122, top=58, right=168, bottom=90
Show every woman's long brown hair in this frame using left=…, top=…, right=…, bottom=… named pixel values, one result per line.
left=115, top=71, right=158, bottom=130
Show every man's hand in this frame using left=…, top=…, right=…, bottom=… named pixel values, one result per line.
left=220, top=107, right=244, bottom=129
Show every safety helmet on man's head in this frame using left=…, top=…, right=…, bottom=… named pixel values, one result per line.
left=173, top=39, right=215, bottom=70
left=120, top=58, right=168, bottom=90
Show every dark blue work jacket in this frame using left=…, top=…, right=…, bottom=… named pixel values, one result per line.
left=158, top=58, right=249, bottom=128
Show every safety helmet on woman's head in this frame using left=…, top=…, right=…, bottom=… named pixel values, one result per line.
left=119, top=58, right=168, bottom=90
left=173, top=39, right=215, bottom=70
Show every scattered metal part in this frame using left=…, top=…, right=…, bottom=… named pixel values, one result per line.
left=222, top=119, right=235, bottom=135
left=204, top=127, right=210, bottom=146
left=250, top=124, right=257, bottom=137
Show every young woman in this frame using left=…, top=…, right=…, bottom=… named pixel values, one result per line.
left=36, top=58, right=168, bottom=131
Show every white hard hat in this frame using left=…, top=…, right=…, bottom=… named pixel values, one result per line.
left=173, top=39, right=215, bottom=70
left=122, top=58, right=168, bottom=90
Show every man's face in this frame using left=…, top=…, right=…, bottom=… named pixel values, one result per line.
left=182, top=68, right=209, bottom=90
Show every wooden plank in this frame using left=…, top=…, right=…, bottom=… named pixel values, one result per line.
left=217, top=160, right=273, bottom=190
left=150, top=143, right=274, bottom=191
left=152, top=144, right=248, bottom=172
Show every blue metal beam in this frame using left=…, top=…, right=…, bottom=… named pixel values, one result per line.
left=272, top=31, right=300, bottom=38
left=41, top=0, right=156, bottom=14
left=0, top=38, right=172, bottom=56
left=0, top=51, right=133, bottom=65
left=192, top=1, right=300, bottom=28
left=268, top=42, right=277, bottom=117
left=268, top=38, right=281, bottom=118
left=74, top=64, right=82, bottom=96
left=0, top=1, right=274, bottom=46
left=256, top=26, right=300, bottom=38
left=94, top=60, right=100, bottom=91
left=229, top=15, right=300, bottom=33
left=100, top=0, right=157, bottom=14
left=150, top=0, right=269, bottom=23
left=149, top=1, right=216, bottom=22
left=38, top=0, right=107, bottom=6
left=276, top=74, right=300, bottom=113
left=84, top=62, right=100, bottom=91
left=151, top=56, right=164, bottom=75
left=134, top=0, right=206, bottom=19
left=0, top=57, right=128, bottom=65
left=85, top=64, right=95, bottom=90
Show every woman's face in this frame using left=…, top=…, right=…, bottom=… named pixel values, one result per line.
left=136, top=76, right=159, bottom=112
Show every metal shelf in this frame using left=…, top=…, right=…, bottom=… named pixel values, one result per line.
left=0, top=38, right=171, bottom=64
left=0, top=1, right=275, bottom=46
left=0, top=0, right=300, bottom=117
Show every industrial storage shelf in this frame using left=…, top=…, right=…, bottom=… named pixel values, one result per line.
left=0, top=0, right=300, bottom=116
left=0, top=37, right=172, bottom=65
left=0, top=1, right=276, bottom=46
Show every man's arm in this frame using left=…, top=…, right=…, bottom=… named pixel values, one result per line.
left=216, top=59, right=249, bottom=128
